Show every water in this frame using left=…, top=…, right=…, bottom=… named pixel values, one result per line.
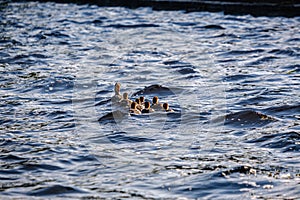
left=1, top=1, right=300, bottom=199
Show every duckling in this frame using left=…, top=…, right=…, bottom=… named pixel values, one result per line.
left=142, top=101, right=154, bottom=113
left=139, top=96, right=145, bottom=106
left=120, top=92, right=132, bottom=107
left=151, top=96, right=163, bottom=110
left=111, top=82, right=122, bottom=103
left=135, top=98, right=144, bottom=111
left=163, top=102, right=174, bottom=112
left=130, top=102, right=141, bottom=115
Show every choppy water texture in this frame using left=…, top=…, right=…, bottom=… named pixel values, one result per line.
left=1, top=1, right=300, bottom=199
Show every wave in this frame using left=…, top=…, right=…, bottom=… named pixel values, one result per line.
left=223, top=110, right=276, bottom=128
left=132, top=84, right=174, bottom=96
left=246, top=131, right=300, bottom=152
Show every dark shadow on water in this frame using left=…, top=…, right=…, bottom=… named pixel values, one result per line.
left=29, top=184, right=86, bottom=196
left=98, top=110, right=127, bottom=124
left=132, top=84, right=174, bottom=97
left=105, top=23, right=160, bottom=29
left=212, top=110, right=276, bottom=128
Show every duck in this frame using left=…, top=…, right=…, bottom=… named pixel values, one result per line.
left=111, top=82, right=122, bottom=103
left=135, top=98, right=144, bottom=111
left=142, top=101, right=155, bottom=113
left=139, top=96, right=145, bottom=106
left=130, top=101, right=141, bottom=115
left=120, top=92, right=132, bottom=107
left=151, top=96, right=163, bottom=110
left=163, top=102, right=174, bottom=112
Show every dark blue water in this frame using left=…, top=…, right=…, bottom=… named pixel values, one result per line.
left=1, top=1, right=300, bottom=199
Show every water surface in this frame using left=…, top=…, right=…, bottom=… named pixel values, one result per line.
left=1, top=2, right=300, bottom=199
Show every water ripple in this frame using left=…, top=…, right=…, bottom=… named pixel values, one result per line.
left=0, top=1, right=300, bottom=199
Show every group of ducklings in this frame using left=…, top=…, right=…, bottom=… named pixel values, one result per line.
left=112, top=83, right=174, bottom=115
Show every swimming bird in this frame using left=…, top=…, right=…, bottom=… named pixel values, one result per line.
left=151, top=96, right=163, bottom=110
left=135, top=98, right=144, bottom=111
left=120, top=92, right=132, bottom=107
left=130, top=102, right=141, bottom=115
left=139, top=96, right=145, bottom=106
left=163, top=102, right=174, bottom=112
left=111, top=82, right=122, bottom=103
left=142, top=101, right=154, bottom=113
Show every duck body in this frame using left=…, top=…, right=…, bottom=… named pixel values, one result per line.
left=164, top=108, right=174, bottom=112
left=141, top=108, right=154, bottom=113
left=130, top=101, right=141, bottom=115
left=163, top=102, right=174, bottom=112
left=112, top=94, right=122, bottom=103
left=152, top=103, right=163, bottom=111
left=120, top=99, right=132, bottom=107
left=130, top=109, right=141, bottom=115
left=142, top=101, right=154, bottom=113
left=135, top=98, right=144, bottom=111
left=151, top=96, right=163, bottom=111
left=120, top=92, right=132, bottom=107
left=139, top=96, right=145, bottom=106
left=112, top=82, right=122, bottom=103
